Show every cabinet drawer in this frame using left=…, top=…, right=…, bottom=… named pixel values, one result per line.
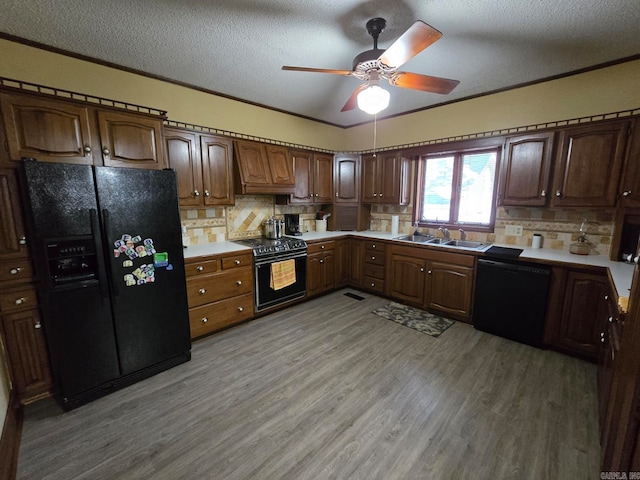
left=188, top=293, right=254, bottom=338
left=308, top=241, right=335, bottom=254
left=0, top=259, right=32, bottom=283
left=0, top=286, right=37, bottom=313
left=184, top=259, right=219, bottom=277
left=364, top=276, right=384, bottom=293
left=365, top=249, right=385, bottom=266
left=364, top=263, right=385, bottom=280
left=186, top=269, right=253, bottom=307
left=222, top=253, right=253, bottom=270
left=364, top=241, right=384, bottom=251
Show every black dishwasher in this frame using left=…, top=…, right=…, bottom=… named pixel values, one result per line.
left=473, top=258, right=551, bottom=348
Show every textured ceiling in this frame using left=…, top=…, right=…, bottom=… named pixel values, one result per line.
left=1, top=0, right=639, bottom=127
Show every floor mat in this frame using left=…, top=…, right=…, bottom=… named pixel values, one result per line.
left=373, top=302, right=454, bottom=338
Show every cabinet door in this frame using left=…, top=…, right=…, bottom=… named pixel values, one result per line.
left=97, top=110, right=164, bottom=169
left=334, top=240, right=348, bottom=287
left=379, top=154, right=401, bottom=204
left=0, top=169, right=28, bottom=259
left=425, top=261, right=474, bottom=321
left=264, top=145, right=294, bottom=186
left=389, top=254, right=426, bottom=305
left=307, top=253, right=322, bottom=297
left=321, top=252, right=335, bottom=292
left=164, top=129, right=202, bottom=206
left=201, top=135, right=234, bottom=206
left=551, top=121, right=629, bottom=207
left=0, top=92, right=93, bottom=165
left=361, top=155, right=378, bottom=203
left=1, top=308, right=53, bottom=401
left=314, top=153, right=334, bottom=203
left=348, top=239, right=363, bottom=287
left=557, top=271, right=608, bottom=358
left=290, top=150, right=313, bottom=204
left=498, top=132, right=554, bottom=206
left=234, top=141, right=271, bottom=185
left=619, top=119, right=640, bottom=206
left=335, top=154, right=360, bottom=203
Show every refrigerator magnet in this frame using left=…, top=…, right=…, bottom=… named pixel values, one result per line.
left=153, top=252, right=169, bottom=268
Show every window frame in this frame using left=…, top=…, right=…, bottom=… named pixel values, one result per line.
left=413, top=146, right=501, bottom=233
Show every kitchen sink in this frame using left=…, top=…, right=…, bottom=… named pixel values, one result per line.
left=425, top=238, right=448, bottom=244
left=394, top=234, right=434, bottom=243
left=444, top=239, right=489, bottom=249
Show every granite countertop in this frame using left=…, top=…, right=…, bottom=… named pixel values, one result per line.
left=183, top=230, right=635, bottom=308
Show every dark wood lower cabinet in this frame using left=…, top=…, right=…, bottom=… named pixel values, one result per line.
left=1, top=308, right=53, bottom=402
left=388, top=254, right=426, bottom=305
left=544, top=268, right=609, bottom=361
left=307, top=241, right=335, bottom=298
left=425, top=261, right=474, bottom=321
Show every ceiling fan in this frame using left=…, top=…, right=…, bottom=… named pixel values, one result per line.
left=282, top=18, right=460, bottom=115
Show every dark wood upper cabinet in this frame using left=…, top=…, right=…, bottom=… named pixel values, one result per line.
left=334, top=154, right=360, bottom=203
left=290, top=150, right=313, bottom=204
left=361, top=153, right=411, bottom=205
left=201, top=135, right=234, bottom=206
left=165, top=129, right=201, bottom=206
left=264, top=144, right=295, bottom=186
left=0, top=92, right=94, bottom=165
left=97, top=110, right=164, bottom=169
left=165, top=128, right=234, bottom=207
left=551, top=121, right=629, bottom=207
left=618, top=118, right=640, bottom=206
left=313, top=153, right=334, bottom=203
left=0, top=168, right=28, bottom=260
left=498, top=132, right=555, bottom=206
left=277, top=150, right=332, bottom=205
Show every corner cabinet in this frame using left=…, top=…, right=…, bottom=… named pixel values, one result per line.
left=0, top=91, right=165, bottom=169
left=165, top=128, right=234, bottom=206
left=551, top=121, right=629, bottom=207
left=334, top=154, right=360, bottom=203
left=388, top=244, right=475, bottom=322
left=361, top=153, right=411, bottom=205
left=497, top=132, right=555, bottom=206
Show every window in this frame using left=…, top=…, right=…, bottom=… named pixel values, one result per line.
left=415, top=148, right=500, bottom=231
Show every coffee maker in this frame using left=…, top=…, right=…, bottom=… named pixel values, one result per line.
left=284, top=214, right=302, bottom=236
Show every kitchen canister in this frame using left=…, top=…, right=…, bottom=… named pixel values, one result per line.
left=315, top=219, right=327, bottom=232
left=532, top=233, right=542, bottom=249
left=391, top=215, right=400, bottom=236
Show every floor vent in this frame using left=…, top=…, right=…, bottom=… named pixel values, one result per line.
left=344, top=292, right=365, bottom=301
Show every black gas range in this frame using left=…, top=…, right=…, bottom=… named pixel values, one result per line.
left=234, top=237, right=307, bottom=312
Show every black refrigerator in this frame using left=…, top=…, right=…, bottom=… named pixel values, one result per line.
left=22, top=159, right=191, bottom=409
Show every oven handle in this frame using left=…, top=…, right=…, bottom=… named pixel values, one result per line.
left=255, top=251, right=307, bottom=266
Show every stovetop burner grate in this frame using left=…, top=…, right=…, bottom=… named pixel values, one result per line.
left=235, top=237, right=307, bottom=257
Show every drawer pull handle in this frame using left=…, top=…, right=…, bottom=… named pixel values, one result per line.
left=371, top=282, right=375, bottom=287
left=321, top=245, right=325, bottom=249
left=235, top=260, right=241, bottom=265
left=199, top=288, right=206, bottom=295
left=428, top=270, right=432, bottom=274
left=379, top=193, right=383, bottom=197
left=201, top=317, right=208, bottom=323
left=371, top=256, right=376, bottom=261
left=15, top=297, right=26, bottom=305
left=623, top=191, right=632, bottom=197
left=604, top=295, right=609, bottom=300
left=540, top=190, right=546, bottom=197
left=196, top=266, right=204, bottom=272
left=236, top=280, right=242, bottom=285
left=204, top=190, right=210, bottom=197
left=420, top=268, right=424, bottom=272
left=84, top=145, right=92, bottom=154
left=335, top=192, right=339, bottom=197
left=373, top=193, right=377, bottom=197
left=238, top=307, right=244, bottom=312
left=194, top=189, right=200, bottom=197
left=555, top=190, right=562, bottom=197
left=10, top=267, right=22, bottom=275
left=102, top=146, right=110, bottom=156
left=19, top=236, right=27, bottom=245
left=34, top=321, right=41, bottom=329
left=609, top=316, right=613, bottom=323
left=372, top=244, right=376, bottom=248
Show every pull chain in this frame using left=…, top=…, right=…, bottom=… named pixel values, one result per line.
left=373, top=113, right=378, bottom=157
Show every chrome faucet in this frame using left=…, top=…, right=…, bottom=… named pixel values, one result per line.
left=459, top=229, right=466, bottom=241
left=438, top=226, right=450, bottom=241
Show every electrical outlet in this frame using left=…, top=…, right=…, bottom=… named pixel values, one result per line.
left=505, top=224, right=523, bottom=236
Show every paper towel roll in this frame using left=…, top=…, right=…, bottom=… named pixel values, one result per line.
left=391, top=215, right=399, bottom=236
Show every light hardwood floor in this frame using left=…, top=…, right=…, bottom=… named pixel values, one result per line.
left=17, top=289, right=599, bottom=479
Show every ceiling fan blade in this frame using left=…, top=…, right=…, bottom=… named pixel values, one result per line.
left=378, top=21, right=442, bottom=70
left=341, top=84, right=368, bottom=112
left=390, top=72, right=459, bottom=95
left=282, top=66, right=353, bottom=76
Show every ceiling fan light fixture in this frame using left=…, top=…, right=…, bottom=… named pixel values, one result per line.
left=356, top=83, right=390, bottom=115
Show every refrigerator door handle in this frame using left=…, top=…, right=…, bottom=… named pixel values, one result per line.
left=101, top=208, right=119, bottom=301
left=90, top=208, right=110, bottom=301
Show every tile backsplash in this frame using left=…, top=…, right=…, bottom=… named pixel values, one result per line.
left=182, top=197, right=615, bottom=256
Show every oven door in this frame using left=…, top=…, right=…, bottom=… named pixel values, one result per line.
left=255, top=252, right=307, bottom=312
